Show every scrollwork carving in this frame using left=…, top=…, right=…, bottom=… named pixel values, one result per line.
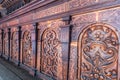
left=79, top=24, right=118, bottom=80
left=4, top=33, right=8, bottom=56
left=41, top=28, right=59, bottom=79
left=11, top=32, right=18, bottom=61
left=22, top=31, right=32, bottom=66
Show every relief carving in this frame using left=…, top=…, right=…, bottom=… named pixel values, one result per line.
left=4, top=33, right=8, bottom=56
left=11, top=32, right=18, bottom=61
left=79, top=24, right=118, bottom=80
left=41, top=28, right=59, bottom=79
left=22, top=31, right=32, bottom=66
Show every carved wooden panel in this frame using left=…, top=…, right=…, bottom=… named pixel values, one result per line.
left=0, top=34, right=2, bottom=53
left=78, top=24, right=118, bottom=80
left=11, top=32, right=18, bottom=61
left=41, top=28, right=59, bottom=79
left=22, top=31, right=32, bottom=67
left=4, top=33, right=8, bottom=56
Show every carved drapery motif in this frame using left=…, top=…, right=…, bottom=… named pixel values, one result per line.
left=41, top=28, right=59, bottom=79
left=23, top=31, right=32, bottom=66
left=79, top=24, right=118, bottom=80
left=4, top=33, right=8, bottom=56
left=11, top=32, right=18, bottom=61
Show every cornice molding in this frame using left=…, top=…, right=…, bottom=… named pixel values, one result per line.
left=0, top=0, right=56, bottom=23
left=0, top=0, right=120, bottom=25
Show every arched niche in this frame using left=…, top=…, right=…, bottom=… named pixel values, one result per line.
left=22, top=31, right=32, bottom=67
left=11, top=32, right=18, bottom=61
left=4, top=33, right=8, bottom=56
left=78, top=23, right=119, bottom=80
left=41, top=28, right=60, bottom=79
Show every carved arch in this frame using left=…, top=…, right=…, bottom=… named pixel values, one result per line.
left=4, top=33, right=8, bottom=56
left=78, top=23, right=119, bottom=80
left=41, top=28, right=60, bottom=79
left=11, top=32, right=18, bottom=61
left=22, top=31, right=32, bottom=67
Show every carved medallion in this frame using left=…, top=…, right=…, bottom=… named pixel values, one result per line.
left=79, top=24, right=118, bottom=80
left=23, top=31, right=32, bottom=66
left=41, top=28, right=59, bottom=79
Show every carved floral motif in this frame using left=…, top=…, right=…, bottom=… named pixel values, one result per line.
left=79, top=24, right=118, bottom=80
left=41, top=28, right=59, bottom=79
left=23, top=31, right=32, bottom=66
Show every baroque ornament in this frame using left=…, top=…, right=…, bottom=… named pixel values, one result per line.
left=23, top=31, right=32, bottom=66
left=41, top=28, right=59, bottom=79
left=79, top=24, right=118, bottom=80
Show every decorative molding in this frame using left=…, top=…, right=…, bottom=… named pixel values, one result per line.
left=0, top=0, right=56, bottom=23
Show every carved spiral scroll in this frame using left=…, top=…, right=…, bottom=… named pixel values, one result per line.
left=79, top=24, right=118, bottom=80
left=23, top=31, right=32, bottom=66
left=11, top=32, right=18, bottom=61
left=41, top=28, right=59, bottom=79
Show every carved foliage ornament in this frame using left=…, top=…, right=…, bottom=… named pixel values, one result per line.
left=12, top=32, right=18, bottom=61
left=23, top=31, right=32, bottom=66
left=41, top=28, right=59, bottom=79
left=79, top=24, right=118, bottom=80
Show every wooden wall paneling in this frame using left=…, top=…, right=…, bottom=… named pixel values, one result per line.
left=11, top=30, right=19, bottom=64
left=76, top=23, right=119, bottom=80
left=20, top=25, right=34, bottom=75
